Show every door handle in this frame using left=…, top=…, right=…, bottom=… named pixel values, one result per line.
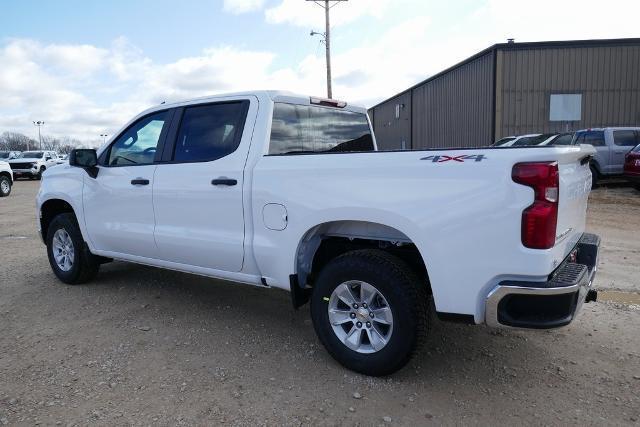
left=131, top=178, right=150, bottom=185
left=211, top=177, right=237, bottom=186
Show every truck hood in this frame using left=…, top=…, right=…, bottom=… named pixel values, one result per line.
left=9, top=158, right=40, bottom=162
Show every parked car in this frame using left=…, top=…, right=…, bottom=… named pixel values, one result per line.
left=55, top=154, right=68, bottom=165
left=624, top=143, right=640, bottom=191
left=37, top=90, right=600, bottom=376
left=0, top=160, right=13, bottom=197
left=510, top=133, right=558, bottom=147
left=571, top=128, right=640, bottom=186
left=8, top=150, right=60, bottom=180
left=493, top=134, right=541, bottom=146
left=0, top=151, right=21, bottom=160
left=543, top=132, right=574, bottom=146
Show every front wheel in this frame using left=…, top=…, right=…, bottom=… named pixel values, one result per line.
left=36, top=166, right=46, bottom=180
left=46, top=213, right=100, bottom=284
left=0, top=176, right=11, bottom=197
left=310, top=249, right=430, bottom=376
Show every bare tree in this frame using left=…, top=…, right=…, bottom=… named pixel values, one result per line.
left=0, top=132, right=37, bottom=151
left=1, top=131, right=90, bottom=153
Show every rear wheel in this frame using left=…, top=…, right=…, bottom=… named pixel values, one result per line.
left=46, top=213, right=100, bottom=284
left=310, top=249, right=430, bottom=376
left=0, top=176, right=11, bottom=197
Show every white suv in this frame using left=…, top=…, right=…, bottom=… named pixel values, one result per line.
left=8, top=150, right=59, bottom=180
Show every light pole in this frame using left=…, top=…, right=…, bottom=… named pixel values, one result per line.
left=33, top=120, right=45, bottom=150
left=100, top=134, right=108, bottom=144
left=307, top=0, right=348, bottom=99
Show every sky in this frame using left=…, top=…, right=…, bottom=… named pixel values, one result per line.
left=1, top=0, right=639, bottom=143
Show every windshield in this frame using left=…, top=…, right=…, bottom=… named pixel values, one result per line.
left=0, top=152, right=10, bottom=159
left=493, top=137, right=515, bottom=146
left=512, top=134, right=555, bottom=146
left=18, top=151, right=43, bottom=158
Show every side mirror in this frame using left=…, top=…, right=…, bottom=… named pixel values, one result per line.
left=69, top=149, right=99, bottom=178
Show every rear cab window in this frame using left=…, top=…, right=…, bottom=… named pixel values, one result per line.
left=268, top=103, right=374, bottom=155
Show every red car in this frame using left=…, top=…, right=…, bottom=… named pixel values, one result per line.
left=624, top=143, right=640, bottom=190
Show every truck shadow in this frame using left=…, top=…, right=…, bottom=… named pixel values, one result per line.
left=88, top=261, right=567, bottom=387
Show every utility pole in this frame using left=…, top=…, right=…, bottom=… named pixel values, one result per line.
left=307, top=0, right=347, bottom=99
left=33, top=121, right=45, bottom=150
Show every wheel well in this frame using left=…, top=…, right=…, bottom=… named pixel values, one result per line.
left=40, top=199, right=75, bottom=241
left=589, top=161, right=601, bottom=176
left=296, top=221, right=431, bottom=295
left=0, top=171, right=11, bottom=181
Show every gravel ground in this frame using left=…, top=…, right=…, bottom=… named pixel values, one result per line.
left=1, top=180, right=639, bottom=426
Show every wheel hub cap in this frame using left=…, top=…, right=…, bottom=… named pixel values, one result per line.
left=327, top=280, right=394, bottom=354
left=52, top=229, right=74, bottom=272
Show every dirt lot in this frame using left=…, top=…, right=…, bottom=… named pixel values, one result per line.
left=1, top=180, right=639, bottom=426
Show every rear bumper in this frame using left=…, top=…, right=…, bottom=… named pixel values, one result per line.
left=485, top=233, right=600, bottom=329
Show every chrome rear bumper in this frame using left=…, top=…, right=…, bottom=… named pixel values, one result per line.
left=485, top=233, right=600, bottom=329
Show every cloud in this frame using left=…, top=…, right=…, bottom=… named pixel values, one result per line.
left=265, top=0, right=392, bottom=28
left=223, top=0, right=267, bottom=14
left=2, top=0, right=640, bottom=143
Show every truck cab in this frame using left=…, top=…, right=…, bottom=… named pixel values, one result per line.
left=572, top=128, right=640, bottom=183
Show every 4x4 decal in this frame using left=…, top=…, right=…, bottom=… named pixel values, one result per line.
left=420, top=154, right=487, bottom=163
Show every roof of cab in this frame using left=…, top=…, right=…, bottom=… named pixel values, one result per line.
left=150, top=90, right=367, bottom=114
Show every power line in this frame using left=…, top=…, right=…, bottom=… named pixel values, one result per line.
left=307, top=0, right=348, bottom=99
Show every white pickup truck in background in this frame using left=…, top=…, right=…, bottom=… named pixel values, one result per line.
left=36, top=91, right=600, bottom=376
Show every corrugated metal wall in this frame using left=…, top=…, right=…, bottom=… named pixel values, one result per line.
left=371, top=91, right=412, bottom=150
left=411, top=53, right=494, bottom=148
left=496, top=44, right=640, bottom=138
left=370, top=52, right=494, bottom=149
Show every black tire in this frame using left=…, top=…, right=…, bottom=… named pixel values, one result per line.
left=310, top=249, right=430, bottom=376
left=37, top=166, right=46, bottom=180
left=0, top=176, right=11, bottom=197
left=590, top=165, right=599, bottom=189
left=634, top=185, right=640, bottom=192
left=46, top=213, right=100, bottom=284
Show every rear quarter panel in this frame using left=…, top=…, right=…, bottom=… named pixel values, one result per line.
left=251, top=146, right=593, bottom=322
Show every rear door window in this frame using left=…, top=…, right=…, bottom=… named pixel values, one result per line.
left=173, top=101, right=249, bottom=163
left=269, top=103, right=373, bottom=155
left=613, top=130, right=638, bottom=147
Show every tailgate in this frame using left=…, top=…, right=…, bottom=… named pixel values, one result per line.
left=555, top=144, right=595, bottom=257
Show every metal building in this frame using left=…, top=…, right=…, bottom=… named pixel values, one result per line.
left=368, top=38, right=640, bottom=149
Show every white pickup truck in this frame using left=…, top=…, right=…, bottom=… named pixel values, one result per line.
left=37, top=91, right=600, bottom=376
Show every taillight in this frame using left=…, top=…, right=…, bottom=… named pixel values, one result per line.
left=512, top=162, right=559, bottom=249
